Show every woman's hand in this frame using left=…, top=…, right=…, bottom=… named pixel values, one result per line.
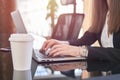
left=48, top=44, right=82, bottom=57
left=40, top=39, right=69, bottom=53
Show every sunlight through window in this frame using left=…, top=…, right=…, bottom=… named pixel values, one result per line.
left=16, top=0, right=83, bottom=37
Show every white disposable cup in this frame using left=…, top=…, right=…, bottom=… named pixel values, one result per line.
left=9, top=34, right=34, bottom=70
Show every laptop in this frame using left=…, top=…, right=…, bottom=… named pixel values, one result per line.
left=11, top=10, right=86, bottom=63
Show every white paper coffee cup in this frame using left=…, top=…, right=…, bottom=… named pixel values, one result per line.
left=9, top=34, right=34, bottom=70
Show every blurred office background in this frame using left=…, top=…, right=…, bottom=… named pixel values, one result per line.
left=0, top=0, right=93, bottom=47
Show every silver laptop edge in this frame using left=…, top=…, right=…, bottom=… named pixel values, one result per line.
left=11, top=10, right=27, bottom=33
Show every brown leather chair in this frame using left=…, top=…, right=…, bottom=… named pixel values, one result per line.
left=52, top=13, right=84, bottom=40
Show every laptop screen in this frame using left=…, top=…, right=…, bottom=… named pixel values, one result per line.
left=11, top=10, right=27, bottom=33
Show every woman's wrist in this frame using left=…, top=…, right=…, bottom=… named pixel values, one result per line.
left=78, top=46, right=88, bottom=58
left=77, top=46, right=88, bottom=69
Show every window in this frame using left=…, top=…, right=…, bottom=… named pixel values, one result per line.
left=16, top=0, right=84, bottom=37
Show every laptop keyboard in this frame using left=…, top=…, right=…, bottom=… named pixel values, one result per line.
left=34, top=49, right=47, bottom=58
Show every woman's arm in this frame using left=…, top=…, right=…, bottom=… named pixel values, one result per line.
left=87, top=47, right=120, bottom=64
left=87, top=47, right=120, bottom=73
left=69, top=31, right=99, bottom=46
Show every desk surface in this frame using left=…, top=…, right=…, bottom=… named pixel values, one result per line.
left=0, top=51, right=120, bottom=80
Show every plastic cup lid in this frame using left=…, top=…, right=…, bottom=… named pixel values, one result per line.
left=9, top=33, right=34, bottom=42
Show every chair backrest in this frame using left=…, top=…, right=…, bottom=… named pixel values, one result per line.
left=52, top=13, right=84, bottom=40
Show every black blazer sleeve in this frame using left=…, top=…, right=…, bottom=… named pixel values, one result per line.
left=87, top=47, right=120, bottom=64
left=87, top=29, right=120, bottom=64
left=69, top=31, right=99, bottom=46
left=87, top=47, right=120, bottom=73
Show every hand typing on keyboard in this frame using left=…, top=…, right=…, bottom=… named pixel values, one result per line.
left=40, top=48, right=51, bottom=56
left=45, top=48, right=51, bottom=56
